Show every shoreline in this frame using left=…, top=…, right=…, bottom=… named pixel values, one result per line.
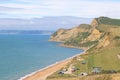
left=59, top=44, right=88, bottom=51
left=19, top=50, right=87, bottom=80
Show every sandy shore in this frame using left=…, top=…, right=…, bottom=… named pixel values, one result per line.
left=21, top=58, right=72, bottom=80
left=18, top=43, right=88, bottom=80
left=19, top=50, right=86, bottom=80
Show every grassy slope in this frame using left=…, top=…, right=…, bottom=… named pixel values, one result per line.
left=47, top=17, right=120, bottom=80
left=64, top=24, right=98, bottom=48
left=76, top=17, right=120, bottom=79
left=97, top=17, right=120, bottom=26
left=47, top=74, right=114, bottom=80
left=93, top=47, right=120, bottom=70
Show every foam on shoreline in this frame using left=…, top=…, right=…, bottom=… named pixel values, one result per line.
left=18, top=50, right=86, bottom=80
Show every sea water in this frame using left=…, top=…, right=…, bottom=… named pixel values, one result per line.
left=0, top=34, right=83, bottom=80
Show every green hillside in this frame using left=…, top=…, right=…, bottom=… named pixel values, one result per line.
left=72, top=17, right=120, bottom=73
left=96, top=17, right=120, bottom=26
left=48, top=17, right=120, bottom=80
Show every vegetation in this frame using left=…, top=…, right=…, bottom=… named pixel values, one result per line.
left=48, top=17, right=120, bottom=80
left=78, top=24, right=91, bottom=29
left=64, top=32, right=91, bottom=47
left=71, top=45, right=120, bottom=73
left=80, top=41, right=98, bottom=47
left=47, top=71, right=75, bottom=79
left=96, top=17, right=120, bottom=26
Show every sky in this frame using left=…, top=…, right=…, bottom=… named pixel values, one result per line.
left=0, top=0, right=120, bottom=18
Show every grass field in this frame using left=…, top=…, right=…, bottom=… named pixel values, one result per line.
left=47, top=17, right=120, bottom=80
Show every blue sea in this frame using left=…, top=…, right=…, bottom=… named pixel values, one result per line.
left=0, top=34, right=83, bottom=80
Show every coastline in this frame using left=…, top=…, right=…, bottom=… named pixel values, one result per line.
left=59, top=44, right=88, bottom=51
left=49, top=40, right=88, bottom=50
left=19, top=50, right=86, bottom=80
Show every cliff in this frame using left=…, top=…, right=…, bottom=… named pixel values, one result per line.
left=49, top=17, right=120, bottom=49
left=48, top=17, right=120, bottom=80
left=49, top=24, right=92, bottom=42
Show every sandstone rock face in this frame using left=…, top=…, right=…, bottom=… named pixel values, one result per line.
left=97, top=35, right=110, bottom=48
left=49, top=17, right=118, bottom=49
left=49, top=29, right=67, bottom=42
left=49, top=20, right=103, bottom=49
left=91, top=19, right=98, bottom=27
left=49, top=24, right=91, bottom=42
left=86, top=29, right=101, bottom=41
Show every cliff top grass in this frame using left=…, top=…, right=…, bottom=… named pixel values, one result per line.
left=47, top=17, right=120, bottom=80
left=96, top=17, right=120, bottom=26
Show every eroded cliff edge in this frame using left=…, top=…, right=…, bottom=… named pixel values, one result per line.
left=49, top=17, right=120, bottom=50
left=48, top=17, right=120, bottom=80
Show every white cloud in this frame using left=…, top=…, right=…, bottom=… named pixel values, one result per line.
left=0, top=6, right=23, bottom=11
left=0, top=0, right=120, bottom=18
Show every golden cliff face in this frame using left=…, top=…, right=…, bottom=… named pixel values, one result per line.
left=91, top=19, right=98, bottom=27
left=49, top=18, right=102, bottom=42
left=49, top=29, right=67, bottom=42
left=49, top=24, right=92, bottom=42
left=49, top=28, right=81, bottom=42
left=49, top=20, right=103, bottom=48
left=85, top=28, right=101, bottom=41
left=97, top=35, right=110, bottom=48
left=49, top=17, right=120, bottom=49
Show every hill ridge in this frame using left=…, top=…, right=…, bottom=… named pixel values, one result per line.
left=48, top=17, right=120, bottom=80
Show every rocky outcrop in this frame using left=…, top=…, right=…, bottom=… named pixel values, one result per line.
left=48, top=17, right=120, bottom=80
left=49, top=24, right=91, bottom=42
left=91, top=19, right=98, bottom=27
left=49, top=29, right=67, bottom=42
left=49, top=20, right=102, bottom=49
left=97, top=35, right=110, bottom=48
left=49, top=17, right=119, bottom=49
left=85, top=28, right=101, bottom=42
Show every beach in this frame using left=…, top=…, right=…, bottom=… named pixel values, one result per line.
left=20, top=50, right=86, bottom=80
left=22, top=58, right=72, bottom=80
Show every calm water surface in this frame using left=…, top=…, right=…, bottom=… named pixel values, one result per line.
left=0, top=34, right=83, bottom=80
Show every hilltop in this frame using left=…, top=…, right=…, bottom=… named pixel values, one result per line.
left=49, top=16, right=120, bottom=49
left=48, top=17, right=120, bottom=80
